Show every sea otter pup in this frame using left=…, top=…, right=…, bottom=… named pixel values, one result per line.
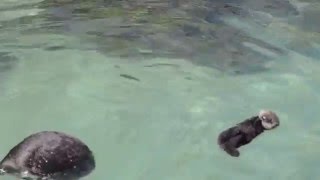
left=0, top=131, right=95, bottom=180
left=217, top=110, right=280, bottom=157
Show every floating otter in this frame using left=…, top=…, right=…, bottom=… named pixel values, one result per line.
left=217, top=110, right=280, bottom=157
left=0, top=131, right=95, bottom=180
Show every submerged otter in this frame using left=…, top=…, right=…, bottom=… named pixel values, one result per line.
left=0, top=131, right=95, bottom=180
left=218, top=110, right=280, bottom=157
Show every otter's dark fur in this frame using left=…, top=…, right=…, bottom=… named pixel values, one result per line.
left=0, top=131, right=95, bottom=180
left=218, top=110, right=279, bottom=157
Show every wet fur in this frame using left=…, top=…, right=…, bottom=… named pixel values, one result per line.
left=217, top=116, right=265, bottom=157
left=0, top=131, right=95, bottom=180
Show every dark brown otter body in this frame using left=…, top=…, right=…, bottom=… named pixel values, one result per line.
left=0, top=131, right=95, bottom=180
left=218, top=110, right=280, bottom=157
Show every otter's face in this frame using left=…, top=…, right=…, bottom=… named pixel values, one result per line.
left=258, top=110, right=280, bottom=130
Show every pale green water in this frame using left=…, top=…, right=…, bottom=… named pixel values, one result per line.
left=0, top=0, right=319, bottom=180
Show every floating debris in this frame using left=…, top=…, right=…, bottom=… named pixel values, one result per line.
left=144, top=63, right=179, bottom=68
left=43, top=45, right=66, bottom=51
left=120, top=74, right=140, bottom=81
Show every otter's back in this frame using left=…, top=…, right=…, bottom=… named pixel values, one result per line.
left=0, top=131, right=95, bottom=179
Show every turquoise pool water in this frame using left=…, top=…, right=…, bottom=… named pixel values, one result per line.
left=0, top=0, right=319, bottom=179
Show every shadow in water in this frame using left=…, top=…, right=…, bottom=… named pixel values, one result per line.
left=0, top=52, right=18, bottom=73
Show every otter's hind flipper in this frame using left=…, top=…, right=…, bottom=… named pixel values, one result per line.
left=219, top=134, right=242, bottom=157
left=220, top=142, right=240, bottom=157
left=217, top=126, right=242, bottom=157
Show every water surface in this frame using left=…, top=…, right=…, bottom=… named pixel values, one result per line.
left=0, top=0, right=319, bottom=179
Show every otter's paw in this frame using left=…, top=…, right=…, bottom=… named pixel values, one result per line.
left=220, top=144, right=240, bottom=157
left=228, top=149, right=240, bottom=157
